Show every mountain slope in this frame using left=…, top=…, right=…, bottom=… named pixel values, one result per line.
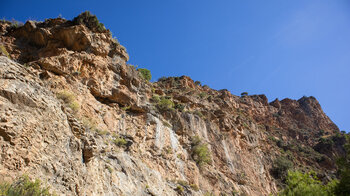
left=0, top=13, right=346, bottom=196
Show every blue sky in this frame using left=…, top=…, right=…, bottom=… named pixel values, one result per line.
left=1, top=0, right=350, bottom=132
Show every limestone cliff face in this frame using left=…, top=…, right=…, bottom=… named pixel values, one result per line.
left=0, top=16, right=346, bottom=196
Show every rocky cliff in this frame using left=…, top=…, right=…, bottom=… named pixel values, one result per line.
left=0, top=13, right=346, bottom=196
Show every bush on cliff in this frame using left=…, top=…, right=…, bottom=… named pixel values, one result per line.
left=271, top=156, right=293, bottom=180
left=113, top=137, right=128, bottom=147
left=0, top=45, right=11, bottom=59
left=73, top=11, right=106, bottom=32
left=56, top=90, right=80, bottom=113
left=191, top=136, right=212, bottom=167
left=241, top=92, right=248, bottom=97
left=157, top=97, right=174, bottom=111
left=0, top=175, right=53, bottom=196
left=138, top=68, right=152, bottom=81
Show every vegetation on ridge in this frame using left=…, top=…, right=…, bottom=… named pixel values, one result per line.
left=73, top=11, right=106, bottom=32
left=138, top=68, right=152, bottom=81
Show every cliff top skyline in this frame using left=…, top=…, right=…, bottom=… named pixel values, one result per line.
left=1, top=0, right=349, bottom=132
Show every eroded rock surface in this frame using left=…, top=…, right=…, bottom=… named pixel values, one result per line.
left=0, top=15, right=346, bottom=196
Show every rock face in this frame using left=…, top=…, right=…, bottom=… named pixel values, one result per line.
left=0, top=16, right=346, bottom=196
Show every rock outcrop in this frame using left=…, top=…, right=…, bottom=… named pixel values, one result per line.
left=0, top=14, right=346, bottom=196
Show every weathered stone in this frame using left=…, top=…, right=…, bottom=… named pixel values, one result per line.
left=0, top=14, right=345, bottom=196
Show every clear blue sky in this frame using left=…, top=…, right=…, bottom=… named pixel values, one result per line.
left=1, top=0, right=350, bottom=132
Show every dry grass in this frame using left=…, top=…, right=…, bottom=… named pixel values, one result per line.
left=56, top=90, right=80, bottom=113
left=0, top=45, right=11, bottom=59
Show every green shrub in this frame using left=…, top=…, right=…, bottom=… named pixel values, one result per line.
left=271, top=156, right=293, bottom=180
left=194, top=81, right=201, bottom=86
left=190, top=184, right=199, bottom=191
left=279, top=171, right=337, bottom=196
left=0, top=175, right=53, bottom=196
left=175, top=103, right=185, bottom=112
left=121, top=105, right=131, bottom=111
left=198, top=92, right=207, bottom=99
left=68, top=101, right=80, bottom=113
left=151, top=95, right=161, bottom=103
left=57, top=91, right=75, bottom=104
left=113, top=137, right=127, bottom=147
left=73, top=11, right=106, bottom=32
left=241, top=92, right=248, bottom=97
left=318, top=137, right=334, bottom=147
left=138, top=68, right=151, bottom=81
left=0, top=45, right=11, bottom=59
left=106, top=165, right=113, bottom=173
left=175, top=185, right=184, bottom=193
left=157, top=97, right=174, bottom=110
left=191, top=136, right=212, bottom=167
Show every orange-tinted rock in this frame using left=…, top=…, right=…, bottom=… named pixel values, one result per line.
left=0, top=14, right=346, bottom=196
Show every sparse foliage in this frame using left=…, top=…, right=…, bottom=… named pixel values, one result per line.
left=175, top=103, right=185, bottom=112
left=157, top=97, right=174, bottom=111
left=198, top=92, right=207, bottom=99
left=190, top=184, right=199, bottom=191
left=0, top=175, right=53, bottom=196
left=151, top=95, right=161, bottom=103
left=241, top=92, right=248, bottom=97
left=73, top=11, right=106, bottom=32
left=56, top=90, right=80, bottom=113
left=271, top=156, right=293, bottom=180
left=175, top=185, right=184, bottom=194
left=113, top=137, right=128, bottom=147
left=194, top=81, right=201, bottom=86
left=138, top=68, right=152, bottom=81
left=0, top=45, right=11, bottom=59
left=191, top=136, right=212, bottom=167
